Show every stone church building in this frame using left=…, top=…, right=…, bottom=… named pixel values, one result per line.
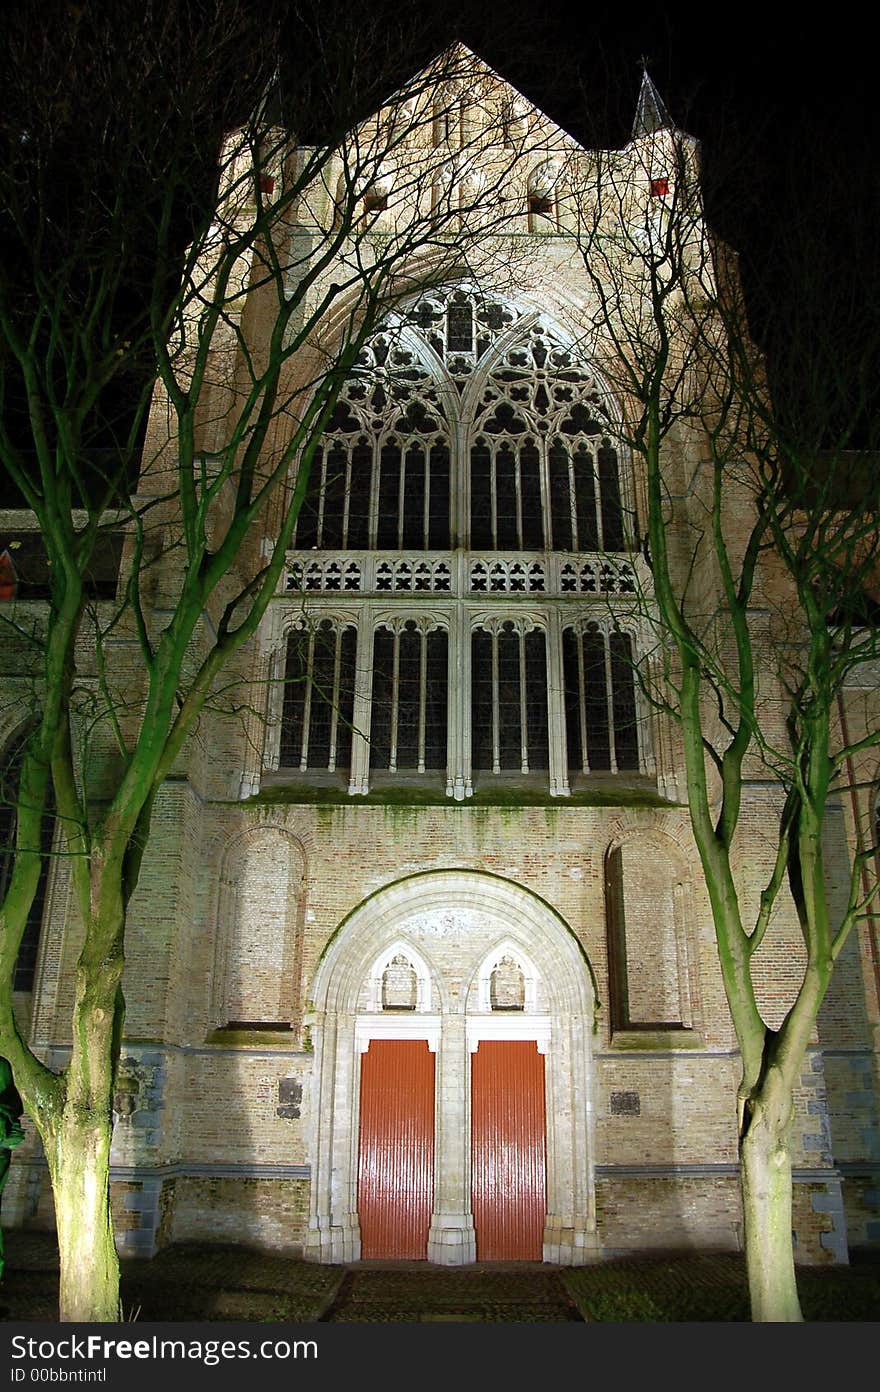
left=2, top=48, right=879, bottom=1265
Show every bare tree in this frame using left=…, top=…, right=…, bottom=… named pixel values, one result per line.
left=0, top=1, right=543, bottom=1320
left=566, top=96, right=880, bottom=1319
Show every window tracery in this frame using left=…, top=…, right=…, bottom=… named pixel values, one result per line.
left=275, top=287, right=650, bottom=798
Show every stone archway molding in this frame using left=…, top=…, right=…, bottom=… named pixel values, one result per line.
left=304, top=868, right=600, bottom=1266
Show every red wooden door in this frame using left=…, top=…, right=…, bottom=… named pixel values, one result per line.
left=357, top=1039, right=435, bottom=1259
left=471, top=1039, right=546, bottom=1260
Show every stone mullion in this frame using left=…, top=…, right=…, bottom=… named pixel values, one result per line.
left=348, top=605, right=374, bottom=795
left=546, top=609, right=570, bottom=796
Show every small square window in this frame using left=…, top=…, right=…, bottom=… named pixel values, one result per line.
left=650, top=177, right=669, bottom=198
left=363, top=190, right=388, bottom=214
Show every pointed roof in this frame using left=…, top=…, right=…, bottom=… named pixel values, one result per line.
left=632, top=69, right=674, bottom=139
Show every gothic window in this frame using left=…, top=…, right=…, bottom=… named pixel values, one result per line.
left=563, top=625, right=639, bottom=775
left=280, top=620, right=357, bottom=771
left=0, top=726, right=54, bottom=991
left=471, top=623, right=548, bottom=774
left=370, top=622, right=448, bottom=772
left=293, top=352, right=450, bottom=552
left=278, top=286, right=648, bottom=797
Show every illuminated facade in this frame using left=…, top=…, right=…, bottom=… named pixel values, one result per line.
left=3, top=49, right=878, bottom=1265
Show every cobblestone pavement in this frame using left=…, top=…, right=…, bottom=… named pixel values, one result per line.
left=319, top=1264, right=584, bottom=1321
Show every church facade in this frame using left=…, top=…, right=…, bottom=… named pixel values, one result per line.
left=2, top=49, right=879, bottom=1265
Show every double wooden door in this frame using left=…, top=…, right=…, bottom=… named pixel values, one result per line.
left=357, top=1037, right=546, bottom=1260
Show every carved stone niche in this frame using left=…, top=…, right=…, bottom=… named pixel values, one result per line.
left=490, top=955, right=525, bottom=1011
left=381, top=954, right=418, bottom=1011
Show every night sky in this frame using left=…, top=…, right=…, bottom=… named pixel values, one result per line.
left=1, top=0, right=876, bottom=507
left=455, top=1, right=879, bottom=442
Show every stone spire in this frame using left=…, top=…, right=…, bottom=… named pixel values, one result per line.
left=632, top=68, right=673, bottom=139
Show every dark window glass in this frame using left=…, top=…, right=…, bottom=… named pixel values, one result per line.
left=495, top=446, right=518, bottom=548
left=281, top=624, right=355, bottom=771
left=497, top=627, right=522, bottom=769
left=321, top=444, right=347, bottom=548
left=520, top=444, right=544, bottom=549
left=574, top=448, right=599, bottom=551
left=610, top=631, right=639, bottom=769
left=424, top=630, right=448, bottom=769
left=447, top=303, right=473, bottom=353
left=280, top=631, right=309, bottom=767
left=471, top=629, right=494, bottom=769
left=347, top=442, right=372, bottom=549
left=335, top=628, right=357, bottom=769
left=397, top=626, right=422, bottom=768
left=524, top=629, right=549, bottom=769
left=428, top=444, right=450, bottom=549
left=599, top=444, right=625, bottom=552
left=370, top=629, right=395, bottom=768
left=307, top=623, right=339, bottom=767
left=402, top=447, right=426, bottom=550
left=470, top=443, right=493, bottom=549
left=583, top=630, right=611, bottom=770
left=376, top=443, right=401, bottom=549
left=562, top=627, right=584, bottom=772
left=549, top=443, right=572, bottom=550
left=294, top=448, right=321, bottom=549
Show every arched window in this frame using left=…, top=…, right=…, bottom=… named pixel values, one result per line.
left=280, top=620, right=357, bottom=772
left=471, top=621, right=548, bottom=774
left=562, top=624, right=640, bottom=776
left=277, top=285, right=648, bottom=798
left=0, top=726, right=54, bottom=991
left=370, top=621, right=448, bottom=772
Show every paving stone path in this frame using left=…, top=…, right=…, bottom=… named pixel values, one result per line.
left=319, top=1264, right=585, bottom=1322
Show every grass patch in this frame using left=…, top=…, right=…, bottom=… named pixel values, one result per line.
left=562, top=1254, right=880, bottom=1321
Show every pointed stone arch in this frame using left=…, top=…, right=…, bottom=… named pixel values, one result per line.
left=305, top=868, right=599, bottom=1265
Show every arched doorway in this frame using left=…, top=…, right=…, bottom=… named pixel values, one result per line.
left=304, top=869, right=598, bottom=1265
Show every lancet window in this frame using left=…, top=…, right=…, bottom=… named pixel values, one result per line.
left=272, top=287, right=652, bottom=798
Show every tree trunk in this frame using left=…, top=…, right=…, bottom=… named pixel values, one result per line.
left=51, top=1107, right=119, bottom=1322
left=740, top=1087, right=803, bottom=1321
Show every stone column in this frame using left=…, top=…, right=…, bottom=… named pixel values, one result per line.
left=427, top=1012, right=476, bottom=1263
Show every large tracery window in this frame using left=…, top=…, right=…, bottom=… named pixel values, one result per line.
left=272, top=286, right=652, bottom=797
